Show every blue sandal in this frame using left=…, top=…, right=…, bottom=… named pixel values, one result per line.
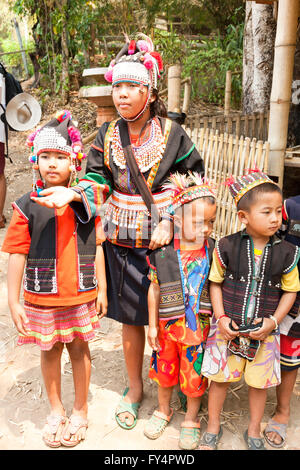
left=115, top=388, right=141, bottom=430
left=244, top=430, right=266, bottom=450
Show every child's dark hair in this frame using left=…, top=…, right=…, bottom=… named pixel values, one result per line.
left=150, top=89, right=167, bottom=118
left=237, top=182, right=282, bottom=211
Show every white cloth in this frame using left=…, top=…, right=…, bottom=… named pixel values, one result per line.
left=0, top=72, right=5, bottom=143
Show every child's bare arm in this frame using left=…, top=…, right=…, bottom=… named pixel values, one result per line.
left=95, top=244, right=107, bottom=318
left=7, top=253, right=31, bottom=336
left=147, top=281, right=160, bottom=350
left=210, top=281, right=239, bottom=340
left=251, top=291, right=297, bottom=340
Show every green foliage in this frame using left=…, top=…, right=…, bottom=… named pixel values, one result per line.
left=11, top=0, right=244, bottom=107
left=182, top=22, right=243, bottom=108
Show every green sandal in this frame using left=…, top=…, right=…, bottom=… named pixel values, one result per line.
left=115, top=387, right=141, bottom=430
left=144, top=409, right=174, bottom=440
left=179, top=424, right=201, bottom=450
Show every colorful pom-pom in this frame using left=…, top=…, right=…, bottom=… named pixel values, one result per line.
left=143, top=53, right=153, bottom=70
left=36, top=179, right=44, bottom=188
left=137, top=39, right=150, bottom=53
left=29, top=155, right=37, bottom=163
left=128, top=40, right=136, bottom=55
left=104, top=68, right=113, bottom=83
left=55, top=110, right=72, bottom=122
left=150, top=52, right=164, bottom=73
left=76, top=165, right=82, bottom=171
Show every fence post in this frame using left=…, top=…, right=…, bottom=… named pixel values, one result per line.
left=224, top=70, right=232, bottom=116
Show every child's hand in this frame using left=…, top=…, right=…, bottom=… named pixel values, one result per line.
left=149, top=219, right=173, bottom=250
left=96, top=289, right=108, bottom=319
left=250, top=318, right=276, bottom=341
left=218, top=316, right=239, bottom=341
left=10, top=303, right=31, bottom=336
left=147, top=326, right=160, bottom=351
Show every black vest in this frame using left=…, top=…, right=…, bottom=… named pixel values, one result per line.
left=15, top=192, right=97, bottom=295
left=148, top=237, right=215, bottom=320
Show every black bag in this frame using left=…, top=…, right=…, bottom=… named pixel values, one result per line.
left=0, top=62, right=23, bottom=106
left=0, top=62, right=22, bottom=162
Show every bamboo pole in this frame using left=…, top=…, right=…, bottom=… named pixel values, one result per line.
left=224, top=70, right=232, bottom=116
left=267, top=0, right=299, bottom=186
left=167, top=64, right=182, bottom=113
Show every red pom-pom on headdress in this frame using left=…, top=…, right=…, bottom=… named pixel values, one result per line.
left=150, top=52, right=163, bottom=73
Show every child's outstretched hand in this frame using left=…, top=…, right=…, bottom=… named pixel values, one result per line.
left=11, top=303, right=31, bottom=336
left=147, top=326, right=160, bottom=351
left=96, top=289, right=108, bottom=319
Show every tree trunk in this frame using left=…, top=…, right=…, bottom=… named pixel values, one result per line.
left=242, top=1, right=276, bottom=114
left=288, top=21, right=300, bottom=147
left=60, top=0, right=69, bottom=104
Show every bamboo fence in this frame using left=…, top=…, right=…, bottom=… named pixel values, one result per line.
left=185, top=127, right=270, bottom=239
left=184, top=111, right=269, bottom=141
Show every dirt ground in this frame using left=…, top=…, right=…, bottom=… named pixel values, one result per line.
left=0, top=86, right=300, bottom=452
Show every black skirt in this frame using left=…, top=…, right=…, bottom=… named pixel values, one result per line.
left=103, top=240, right=150, bottom=326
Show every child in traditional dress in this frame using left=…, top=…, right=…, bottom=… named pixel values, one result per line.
left=200, top=169, right=300, bottom=450
left=144, top=172, right=216, bottom=450
left=2, top=111, right=107, bottom=448
left=31, top=34, right=205, bottom=431
left=264, top=194, right=300, bottom=448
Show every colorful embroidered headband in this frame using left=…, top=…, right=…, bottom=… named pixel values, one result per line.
left=104, top=33, right=163, bottom=122
left=27, top=110, right=86, bottom=194
left=225, top=167, right=276, bottom=206
left=164, top=172, right=216, bottom=215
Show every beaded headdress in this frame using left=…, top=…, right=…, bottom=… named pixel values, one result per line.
left=27, top=110, right=86, bottom=195
left=225, top=167, right=276, bottom=206
left=104, top=33, right=163, bottom=121
left=164, top=172, right=216, bottom=215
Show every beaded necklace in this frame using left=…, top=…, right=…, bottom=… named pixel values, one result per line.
left=111, top=118, right=166, bottom=172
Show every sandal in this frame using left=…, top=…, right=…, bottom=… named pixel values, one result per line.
left=144, top=409, right=174, bottom=440
left=199, top=426, right=223, bottom=450
left=179, top=422, right=201, bottom=450
left=60, top=414, right=88, bottom=447
left=263, top=419, right=287, bottom=448
left=115, top=387, right=141, bottom=430
left=244, top=430, right=266, bottom=450
left=42, top=414, right=67, bottom=448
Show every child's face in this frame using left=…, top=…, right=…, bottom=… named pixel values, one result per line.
left=175, top=199, right=216, bottom=245
left=112, top=82, right=153, bottom=120
left=38, top=151, right=71, bottom=188
left=238, top=191, right=283, bottom=239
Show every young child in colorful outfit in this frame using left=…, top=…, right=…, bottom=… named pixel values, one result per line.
left=2, top=111, right=107, bottom=448
left=264, top=194, right=300, bottom=448
left=144, top=172, right=216, bottom=450
left=200, top=169, right=300, bottom=450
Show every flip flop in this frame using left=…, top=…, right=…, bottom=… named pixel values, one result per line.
left=179, top=422, right=201, bottom=450
left=263, top=419, right=287, bottom=448
left=144, top=408, right=174, bottom=440
left=199, top=426, right=223, bottom=450
left=60, top=414, right=88, bottom=447
left=115, top=387, right=141, bottom=430
left=42, top=414, right=67, bottom=448
left=244, top=430, right=266, bottom=450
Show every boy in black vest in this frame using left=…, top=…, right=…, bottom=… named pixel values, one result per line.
left=264, top=194, right=300, bottom=448
left=200, top=169, right=300, bottom=450
left=144, top=172, right=216, bottom=450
